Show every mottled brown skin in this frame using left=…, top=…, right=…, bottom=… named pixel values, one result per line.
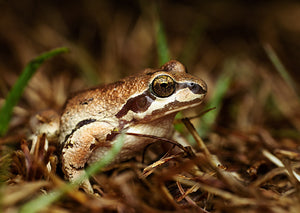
left=60, top=73, right=149, bottom=135
left=51, top=60, right=207, bottom=193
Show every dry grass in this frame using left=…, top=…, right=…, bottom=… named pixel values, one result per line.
left=0, top=1, right=300, bottom=212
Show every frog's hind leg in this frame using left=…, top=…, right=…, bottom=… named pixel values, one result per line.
left=61, top=121, right=114, bottom=194
left=62, top=132, right=96, bottom=193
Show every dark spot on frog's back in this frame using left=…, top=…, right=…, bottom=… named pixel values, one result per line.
left=80, top=97, right=94, bottom=105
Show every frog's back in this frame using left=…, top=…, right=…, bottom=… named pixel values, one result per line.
left=59, top=73, right=150, bottom=143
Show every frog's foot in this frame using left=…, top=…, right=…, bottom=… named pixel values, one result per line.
left=29, top=109, right=60, bottom=149
left=67, top=169, right=94, bottom=194
left=28, top=110, right=60, bottom=174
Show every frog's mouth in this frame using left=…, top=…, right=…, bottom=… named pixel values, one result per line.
left=138, top=97, right=205, bottom=123
left=116, top=88, right=206, bottom=125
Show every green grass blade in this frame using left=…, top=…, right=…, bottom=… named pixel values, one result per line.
left=19, top=190, right=65, bottom=213
left=0, top=47, right=69, bottom=136
left=75, top=133, right=124, bottom=185
left=264, top=44, right=297, bottom=92
left=156, top=20, right=170, bottom=65
left=198, top=60, right=234, bottom=137
left=19, top=134, right=124, bottom=213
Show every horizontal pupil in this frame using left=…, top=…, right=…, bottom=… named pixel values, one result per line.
left=156, top=82, right=173, bottom=96
left=161, top=82, right=169, bottom=87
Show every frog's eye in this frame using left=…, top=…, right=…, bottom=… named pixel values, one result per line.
left=151, top=75, right=176, bottom=98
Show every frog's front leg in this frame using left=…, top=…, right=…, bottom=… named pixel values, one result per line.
left=61, top=121, right=114, bottom=193
left=29, top=110, right=60, bottom=173
left=29, top=110, right=60, bottom=154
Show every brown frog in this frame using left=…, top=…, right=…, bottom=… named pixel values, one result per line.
left=30, top=60, right=207, bottom=193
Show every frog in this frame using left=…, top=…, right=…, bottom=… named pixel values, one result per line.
left=30, top=60, right=207, bottom=193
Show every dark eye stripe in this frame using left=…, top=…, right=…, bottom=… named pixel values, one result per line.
left=115, top=91, right=155, bottom=119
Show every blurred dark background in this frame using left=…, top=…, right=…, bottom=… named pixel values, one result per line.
left=0, top=0, right=299, bottom=135
left=1, top=2, right=300, bottom=211
left=1, top=1, right=299, bottom=76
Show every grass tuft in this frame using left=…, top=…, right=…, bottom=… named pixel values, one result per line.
left=0, top=47, right=69, bottom=136
left=19, top=134, right=124, bottom=213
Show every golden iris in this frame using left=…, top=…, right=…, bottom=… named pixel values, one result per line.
left=151, top=75, right=175, bottom=98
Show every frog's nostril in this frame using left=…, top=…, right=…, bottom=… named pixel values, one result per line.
left=188, top=83, right=206, bottom=94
